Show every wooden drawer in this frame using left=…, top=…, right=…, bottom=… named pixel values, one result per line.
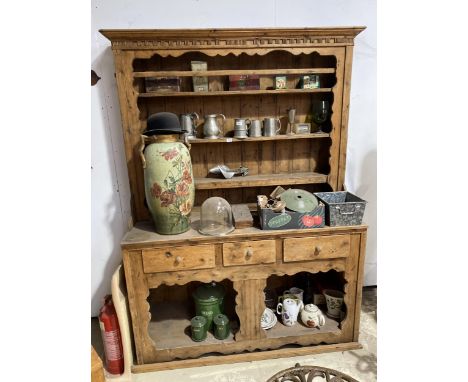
left=142, top=245, right=215, bottom=273
left=283, top=235, right=350, bottom=262
left=222, top=240, right=276, bottom=266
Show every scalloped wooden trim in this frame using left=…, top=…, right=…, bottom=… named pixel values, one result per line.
left=131, top=342, right=362, bottom=373
left=131, top=47, right=344, bottom=59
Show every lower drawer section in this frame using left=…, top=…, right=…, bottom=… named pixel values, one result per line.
left=142, top=245, right=215, bottom=273
left=283, top=235, right=350, bottom=262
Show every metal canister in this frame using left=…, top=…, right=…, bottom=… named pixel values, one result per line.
left=190, top=316, right=208, bottom=342
left=213, top=314, right=230, bottom=340
left=192, top=282, right=225, bottom=331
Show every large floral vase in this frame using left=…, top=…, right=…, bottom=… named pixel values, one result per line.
left=143, top=139, right=195, bottom=234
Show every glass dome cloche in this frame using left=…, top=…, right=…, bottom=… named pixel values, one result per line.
left=198, top=197, right=234, bottom=236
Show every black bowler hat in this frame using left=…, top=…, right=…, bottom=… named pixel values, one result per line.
left=144, top=112, right=186, bottom=136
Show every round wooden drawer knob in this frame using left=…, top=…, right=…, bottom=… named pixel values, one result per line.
left=314, top=246, right=322, bottom=256
left=165, top=251, right=172, bottom=258
left=175, top=256, right=182, bottom=265
left=245, top=248, right=253, bottom=260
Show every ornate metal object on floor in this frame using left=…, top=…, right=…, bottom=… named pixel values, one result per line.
left=267, top=363, right=359, bottom=382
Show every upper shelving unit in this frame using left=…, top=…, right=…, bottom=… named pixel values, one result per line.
left=100, top=27, right=365, bottom=221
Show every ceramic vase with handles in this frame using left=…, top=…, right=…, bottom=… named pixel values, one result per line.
left=300, top=304, right=326, bottom=328
left=140, top=134, right=195, bottom=234
left=277, top=298, right=303, bottom=326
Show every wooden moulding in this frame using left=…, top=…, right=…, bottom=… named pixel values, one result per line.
left=100, top=27, right=366, bottom=52
left=131, top=342, right=362, bottom=373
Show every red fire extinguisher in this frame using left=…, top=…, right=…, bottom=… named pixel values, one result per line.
left=99, top=295, right=124, bottom=375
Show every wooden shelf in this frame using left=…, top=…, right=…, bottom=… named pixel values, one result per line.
left=134, top=68, right=336, bottom=78
left=195, top=171, right=327, bottom=190
left=139, top=88, right=333, bottom=98
left=265, top=314, right=341, bottom=339
left=148, top=302, right=236, bottom=351
left=189, top=133, right=330, bottom=144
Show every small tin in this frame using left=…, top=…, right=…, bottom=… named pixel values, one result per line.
left=213, top=314, right=230, bottom=340
left=191, top=315, right=208, bottom=342
left=275, top=75, right=287, bottom=89
left=292, top=123, right=311, bottom=134
left=145, top=77, right=180, bottom=92
left=300, top=74, right=320, bottom=89
left=191, top=61, right=209, bottom=92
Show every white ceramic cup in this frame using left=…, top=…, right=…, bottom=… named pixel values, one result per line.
left=323, top=289, right=344, bottom=319
left=277, top=298, right=303, bottom=326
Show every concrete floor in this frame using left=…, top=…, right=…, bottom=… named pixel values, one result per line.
left=92, top=287, right=376, bottom=382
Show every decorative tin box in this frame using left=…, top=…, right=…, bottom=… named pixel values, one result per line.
left=229, top=75, right=260, bottom=90
left=275, top=75, right=287, bottom=89
left=314, top=191, right=367, bottom=226
left=257, top=202, right=325, bottom=230
left=299, top=74, right=320, bottom=89
left=145, top=77, right=180, bottom=92
left=292, top=123, right=311, bottom=134
left=191, top=61, right=209, bottom=92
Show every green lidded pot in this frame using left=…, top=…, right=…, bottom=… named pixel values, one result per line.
left=190, top=316, right=207, bottom=342
left=192, top=282, right=225, bottom=331
left=213, top=313, right=230, bottom=340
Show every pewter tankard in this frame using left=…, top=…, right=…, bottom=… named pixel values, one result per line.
left=249, top=120, right=262, bottom=137
left=234, top=118, right=251, bottom=139
left=263, top=117, right=281, bottom=136
left=203, top=114, right=226, bottom=139
left=180, top=112, right=199, bottom=139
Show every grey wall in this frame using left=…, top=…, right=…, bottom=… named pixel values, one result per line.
left=91, top=0, right=376, bottom=316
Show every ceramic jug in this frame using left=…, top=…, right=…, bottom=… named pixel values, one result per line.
left=277, top=298, right=303, bottom=326
left=140, top=134, right=195, bottom=234
left=180, top=112, right=199, bottom=139
left=203, top=114, right=226, bottom=139
left=300, top=304, right=326, bottom=328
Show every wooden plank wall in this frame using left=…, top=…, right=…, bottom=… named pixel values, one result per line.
left=134, top=51, right=337, bottom=211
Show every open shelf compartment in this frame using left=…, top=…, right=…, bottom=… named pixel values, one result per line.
left=263, top=270, right=347, bottom=339
left=146, top=280, right=239, bottom=353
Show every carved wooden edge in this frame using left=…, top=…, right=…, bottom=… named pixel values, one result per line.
left=353, top=231, right=367, bottom=341
left=122, top=250, right=154, bottom=364
left=233, top=279, right=267, bottom=341
left=100, top=27, right=366, bottom=51
left=145, top=259, right=347, bottom=288
left=327, top=48, right=346, bottom=190
left=152, top=330, right=347, bottom=363
left=131, top=342, right=362, bottom=373
left=337, top=45, right=355, bottom=190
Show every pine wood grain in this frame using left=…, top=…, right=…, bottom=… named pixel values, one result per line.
left=222, top=240, right=275, bottom=266
left=283, top=235, right=351, bottom=262
left=142, top=245, right=216, bottom=273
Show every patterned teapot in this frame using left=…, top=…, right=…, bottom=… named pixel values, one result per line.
left=300, top=303, right=326, bottom=328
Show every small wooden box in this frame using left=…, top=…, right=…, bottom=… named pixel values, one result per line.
left=145, top=77, right=180, bottom=92
left=229, top=75, right=260, bottom=90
